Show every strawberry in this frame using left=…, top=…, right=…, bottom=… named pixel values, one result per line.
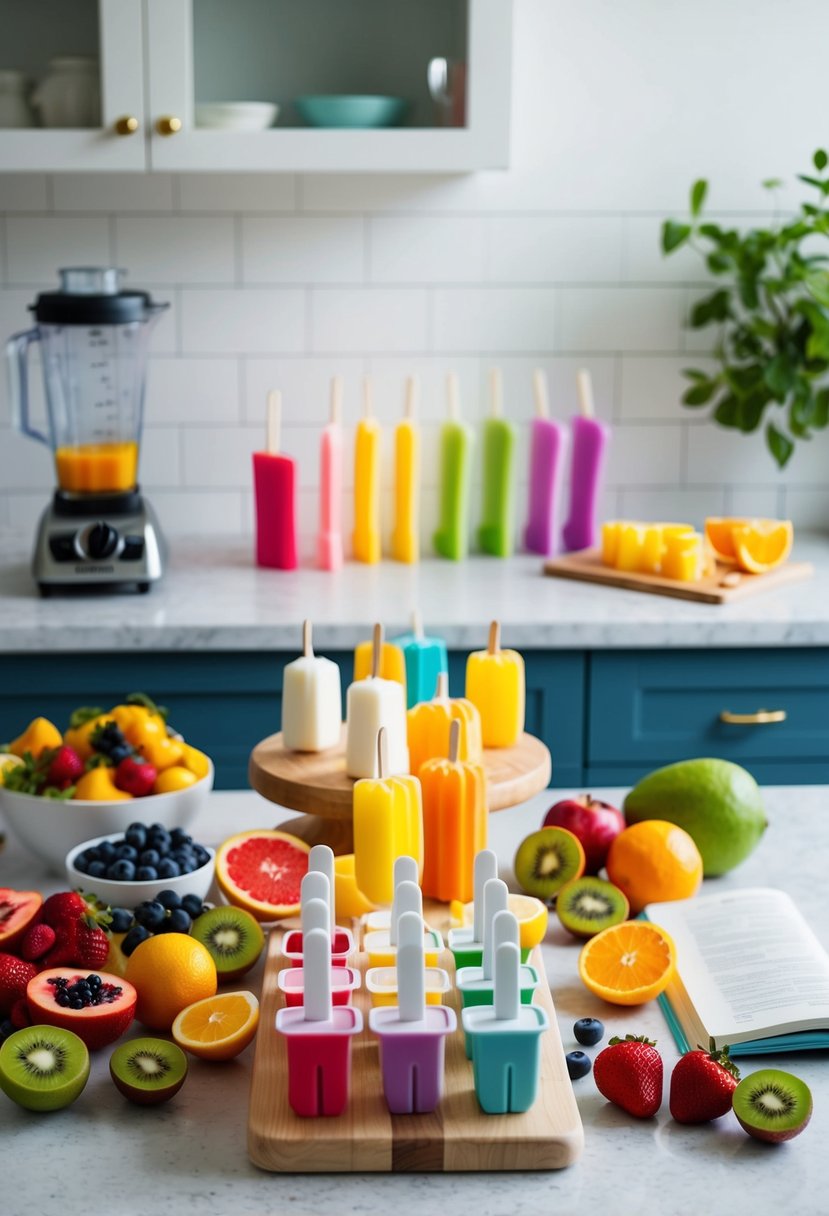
left=0, top=953, right=38, bottom=1016
left=114, top=755, right=157, bottom=797
left=40, top=891, right=88, bottom=929
left=44, top=916, right=110, bottom=970
left=20, top=922, right=56, bottom=962
left=669, top=1039, right=741, bottom=1123
left=46, top=745, right=84, bottom=789
left=594, top=1034, right=663, bottom=1118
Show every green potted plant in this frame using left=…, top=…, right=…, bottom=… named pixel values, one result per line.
left=663, top=149, right=829, bottom=467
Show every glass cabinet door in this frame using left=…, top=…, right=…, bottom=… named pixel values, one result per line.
left=0, top=0, right=146, bottom=171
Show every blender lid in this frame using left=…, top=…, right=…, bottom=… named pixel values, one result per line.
left=29, top=267, right=168, bottom=325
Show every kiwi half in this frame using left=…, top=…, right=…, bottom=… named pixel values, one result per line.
left=513, top=827, right=585, bottom=902
left=110, top=1037, right=188, bottom=1106
left=0, top=1025, right=90, bottom=1112
left=556, top=876, right=629, bottom=938
left=732, top=1068, right=813, bottom=1143
left=190, top=906, right=265, bottom=980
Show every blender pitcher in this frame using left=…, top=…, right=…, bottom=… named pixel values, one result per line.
left=7, top=267, right=167, bottom=495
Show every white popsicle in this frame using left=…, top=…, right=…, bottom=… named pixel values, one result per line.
left=282, top=620, right=342, bottom=752
left=345, top=623, right=409, bottom=778
left=481, top=878, right=508, bottom=981
left=309, top=844, right=336, bottom=933
left=396, top=910, right=426, bottom=1023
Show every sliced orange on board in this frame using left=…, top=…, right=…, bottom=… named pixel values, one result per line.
left=705, top=517, right=793, bottom=574
left=704, top=517, right=749, bottom=562
left=578, top=920, right=676, bottom=1006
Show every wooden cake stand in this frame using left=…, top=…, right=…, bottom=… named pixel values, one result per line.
left=249, top=726, right=552, bottom=852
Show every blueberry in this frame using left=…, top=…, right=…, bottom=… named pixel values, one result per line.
left=87, top=860, right=107, bottom=878
left=155, top=889, right=182, bottom=910
left=157, top=859, right=180, bottom=880
left=135, top=901, right=166, bottom=931
left=176, top=856, right=199, bottom=874
left=0, top=1019, right=15, bottom=1040
left=148, top=822, right=169, bottom=837
left=138, top=849, right=161, bottom=868
left=110, top=745, right=132, bottom=765
left=181, top=894, right=205, bottom=919
left=128, top=821, right=148, bottom=833
left=115, top=844, right=138, bottom=863
left=171, top=828, right=192, bottom=845
left=121, top=925, right=151, bottom=956
left=125, top=827, right=147, bottom=850
left=573, top=1017, right=605, bottom=1047
left=73, top=856, right=89, bottom=874
left=566, top=1051, right=592, bottom=1080
left=107, top=859, right=136, bottom=882
left=193, top=846, right=210, bottom=867
left=148, top=834, right=171, bottom=857
left=110, top=908, right=134, bottom=933
left=165, top=908, right=191, bottom=934
left=97, top=841, right=117, bottom=863
left=136, top=866, right=159, bottom=881
left=79, top=847, right=100, bottom=865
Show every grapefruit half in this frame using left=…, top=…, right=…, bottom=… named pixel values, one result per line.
left=215, top=829, right=309, bottom=921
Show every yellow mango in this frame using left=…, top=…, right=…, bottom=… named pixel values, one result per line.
left=74, top=766, right=133, bottom=801
left=10, top=717, right=63, bottom=760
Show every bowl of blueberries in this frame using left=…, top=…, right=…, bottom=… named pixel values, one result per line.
left=65, top=821, right=215, bottom=909
left=110, top=888, right=212, bottom=962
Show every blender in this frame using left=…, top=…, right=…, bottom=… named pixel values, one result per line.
left=6, top=268, right=168, bottom=594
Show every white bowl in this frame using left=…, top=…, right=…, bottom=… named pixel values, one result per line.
left=0, top=759, right=213, bottom=874
left=195, top=102, right=278, bottom=130
left=65, top=832, right=215, bottom=909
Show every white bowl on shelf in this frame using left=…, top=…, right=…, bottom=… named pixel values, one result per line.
left=65, top=832, right=215, bottom=909
left=195, top=101, right=278, bottom=131
left=0, top=759, right=213, bottom=874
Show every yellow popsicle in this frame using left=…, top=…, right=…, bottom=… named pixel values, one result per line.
left=353, top=728, right=423, bottom=906
left=615, top=522, right=646, bottom=572
left=601, top=521, right=622, bottom=567
left=352, top=377, right=381, bottom=564
left=407, top=671, right=483, bottom=777
left=465, top=620, right=525, bottom=749
left=391, top=376, right=420, bottom=564
left=354, top=637, right=407, bottom=694
left=662, top=531, right=703, bottom=581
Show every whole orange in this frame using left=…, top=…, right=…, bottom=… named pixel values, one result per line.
left=125, top=933, right=217, bottom=1031
left=606, top=819, right=703, bottom=913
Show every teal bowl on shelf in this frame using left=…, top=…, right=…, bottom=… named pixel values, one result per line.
left=295, top=95, right=408, bottom=129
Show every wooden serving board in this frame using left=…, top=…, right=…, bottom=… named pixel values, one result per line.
left=544, top=549, right=814, bottom=604
left=248, top=912, right=584, bottom=1173
left=249, top=728, right=551, bottom=819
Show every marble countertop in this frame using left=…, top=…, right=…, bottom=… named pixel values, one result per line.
left=1, top=785, right=827, bottom=1216
left=0, top=529, right=827, bottom=652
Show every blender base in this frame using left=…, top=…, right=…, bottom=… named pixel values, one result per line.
left=32, top=490, right=166, bottom=594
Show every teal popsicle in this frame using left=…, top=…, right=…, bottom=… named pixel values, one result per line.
left=478, top=368, right=517, bottom=557
left=389, top=610, right=448, bottom=709
left=433, top=372, right=474, bottom=561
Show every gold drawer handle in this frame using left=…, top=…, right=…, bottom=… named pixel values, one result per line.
left=156, top=115, right=182, bottom=136
left=114, top=115, right=139, bottom=136
left=719, top=708, right=787, bottom=725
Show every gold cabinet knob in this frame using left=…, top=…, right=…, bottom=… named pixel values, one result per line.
left=155, top=115, right=182, bottom=137
left=114, top=115, right=139, bottom=136
left=719, top=708, right=787, bottom=725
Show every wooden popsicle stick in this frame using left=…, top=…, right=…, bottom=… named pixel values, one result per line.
left=302, top=619, right=313, bottom=658
left=371, top=622, right=383, bottom=679
left=446, top=371, right=460, bottom=420
left=376, top=725, right=387, bottom=780
left=533, top=368, right=550, bottom=419
left=363, top=375, right=374, bottom=418
left=490, top=367, right=503, bottom=418
left=330, top=375, right=343, bottom=425
left=488, top=620, right=501, bottom=655
left=434, top=671, right=449, bottom=700
left=411, top=608, right=423, bottom=639
left=576, top=369, right=594, bottom=419
left=266, top=389, right=281, bottom=454
left=404, top=375, right=418, bottom=419
left=448, top=717, right=460, bottom=764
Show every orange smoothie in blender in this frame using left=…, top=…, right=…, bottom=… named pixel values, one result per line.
left=55, top=441, right=138, bottom=493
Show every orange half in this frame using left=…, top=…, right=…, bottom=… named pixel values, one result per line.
left=578, top=921, right=676, bottom=1005
left=732, top=519, right=793, bottom=574
left=704, top=517, right=749, bottom=562
left=171, top=990, right=259, bottom=1060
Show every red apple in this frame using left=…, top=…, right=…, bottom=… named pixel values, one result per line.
left=542, top=795, right=625, bottom=875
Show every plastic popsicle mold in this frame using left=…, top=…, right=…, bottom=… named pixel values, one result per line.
left=457, top=902, right=539, bottom=1057
left=364, top=879, right=443, bottom=967
left=364, top=855, right=419, bottom=931
left=282, top=873, right=354, bottom=967
left=447, top=848, right=497, bottom=967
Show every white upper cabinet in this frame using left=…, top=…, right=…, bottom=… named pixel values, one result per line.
left=1, top=0, right=512, bottom=174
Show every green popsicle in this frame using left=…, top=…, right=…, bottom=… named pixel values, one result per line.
left=478, top=369, right=517, bottom=557
left=433, top=372, right=474, bottom=561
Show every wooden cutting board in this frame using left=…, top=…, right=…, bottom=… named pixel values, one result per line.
left=248, top=912, right=584, bottom=1173
left=544, top=549, right=814, bottom=604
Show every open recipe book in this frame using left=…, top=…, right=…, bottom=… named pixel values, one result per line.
left=642, top=888, right=829, bottom=1056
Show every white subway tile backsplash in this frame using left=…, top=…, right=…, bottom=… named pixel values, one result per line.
left=7, top=493, right=45, bottom=532
left=146, top=358, right=241, bottom=425
left=494, top=357, right=616, bottom=423
left=728, top=486, right=784, bottom=518
left=433, top=288, right=556, bottom=353
left=243, top=357, right=365, bottom=425
left=0, top=176, right=49, bottom=213
left=364, top=358, right=481, bottom=423
left=242, top=217, right=364, bottom=284
left=311, top=289, right=429, bottom=353
left=558, top=288, right=683, bottom=352
left=177, top=175, right=296, bottom=213
left=0, top=430, right=52, bottom=490
left=619, top=487, right=725, bottom=526
left=487, top=217, right=623, bottom=284
left=782, top=488, right=829, bottom=531
left=180, top=288, right=306, bottom=354
left=370, top=217, right=486, bottom=284
left=139, top=427, right=181, bottom=488
left=623, top=216, right=708, bottom=284
left=148, top=490, right=244, bottom=536
left=116, top=217, right=235, bottom=285
left=6, top=216, right=111, bottom=284
left=619, top=356, right=716, bottom=422
left=686, top=424, right=829, bottom=487
left=604, top=424, right=683, bottom=487
left=52, top=175, right=175, bottom=212
left=182, top=426, right=259, bottom=489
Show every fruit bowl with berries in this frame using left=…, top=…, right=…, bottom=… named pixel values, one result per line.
left=0, top=695, right=213, bottom=873
left=65, top=824, right=216, bottom=909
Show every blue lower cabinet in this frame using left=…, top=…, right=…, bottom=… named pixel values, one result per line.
left=588, top=649, right=829, bottom=786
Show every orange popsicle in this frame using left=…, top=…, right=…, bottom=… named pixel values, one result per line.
left=420, top=720, right=487, bottom=904
left=407, top=672, right=483, bottom=778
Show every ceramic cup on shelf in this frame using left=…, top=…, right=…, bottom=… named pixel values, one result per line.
left=0, top=70, right=36, bottom=128
left=31, top=57, right=101, bottom=128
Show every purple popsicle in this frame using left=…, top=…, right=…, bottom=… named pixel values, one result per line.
left=524, top=369, right=566, bottom=556
left=561, top=369, right=610, bottom=552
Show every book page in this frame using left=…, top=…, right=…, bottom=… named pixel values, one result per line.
left=646, top=888, right=829, bottom=1045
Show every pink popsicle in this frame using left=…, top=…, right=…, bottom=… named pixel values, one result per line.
left=523, top=369, right=566, bottom=556
left=317, top=376, right=344, bottom=571
left=561, top=369, right=610, bottom=553
left=253, top=389, right=298, bottom=570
